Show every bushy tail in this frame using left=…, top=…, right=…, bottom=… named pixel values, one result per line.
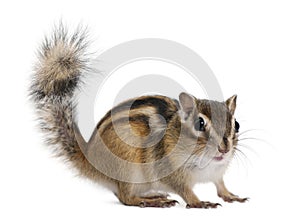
left=30, top=24, right=89, bottom=164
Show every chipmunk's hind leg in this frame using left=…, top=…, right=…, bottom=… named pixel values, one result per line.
left=116, top=182, right=178, bottom=208
left=139, top=189, right=170, bottom=199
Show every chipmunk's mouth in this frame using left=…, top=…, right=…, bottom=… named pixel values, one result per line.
left=213, top=155, right=224, bottom=161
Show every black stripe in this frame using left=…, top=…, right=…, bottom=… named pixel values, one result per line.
left=129, top=115, right=150, bottom=127
left=96, top=96, right=177, bottom=130
left=96, top=110, right=111, bottom=129
left=153, top=140, right=166, bottom=161
left=113, top=96, right=174, bottom=122
left=99, top=114, right=150, bottom=131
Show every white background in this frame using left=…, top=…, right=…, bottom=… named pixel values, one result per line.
left=1, top=0, right=299, bottom=218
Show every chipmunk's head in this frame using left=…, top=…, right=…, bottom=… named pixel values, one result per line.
left=178, top=92, right=239, bottom=162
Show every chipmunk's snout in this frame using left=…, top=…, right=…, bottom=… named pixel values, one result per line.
left=217, top=137, right=230, bottom=154
left=217, top=146, right=229, bottom=154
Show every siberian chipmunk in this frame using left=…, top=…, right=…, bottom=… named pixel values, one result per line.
left=30, top=25, right=248, bottom=208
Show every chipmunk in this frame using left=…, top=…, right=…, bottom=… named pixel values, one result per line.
left=30, top=25, right=248, bottom=208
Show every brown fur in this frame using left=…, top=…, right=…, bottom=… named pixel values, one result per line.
left=30, top=24, right=248, bottom=208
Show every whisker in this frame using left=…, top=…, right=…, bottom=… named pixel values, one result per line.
left=237, top=143, right=260, bottom=157
left=238, top=129, right=262, bottom=137
left=238, top=137, right=271, bottom=146
left=235, top=148, right=252, bottom=168
left=234, top=151, right=249, bottom=176
left=238, top=137, right=263, bottom=141
left=233, top=149, right=247, bottom=172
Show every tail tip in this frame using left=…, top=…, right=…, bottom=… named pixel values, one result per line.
left=31, top=23, right=89, bottom=100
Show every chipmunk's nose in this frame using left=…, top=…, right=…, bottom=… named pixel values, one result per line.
left=218, top=137, right=229, bottom=154
left=218, top=146, right=229, bottom=154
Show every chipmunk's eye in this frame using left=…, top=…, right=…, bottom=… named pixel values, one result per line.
left=194, top=117, right=205, bottom=131
left=235, top=120, right=240, bottom=133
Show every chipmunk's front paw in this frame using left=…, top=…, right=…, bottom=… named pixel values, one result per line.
left=219, top=193, right=249, bottom=203
left=186, top=201, right=221, bottom=209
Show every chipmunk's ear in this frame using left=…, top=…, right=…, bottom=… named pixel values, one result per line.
left=225, top=94, right=237, bottom=114
left=179, top=92, right=196, bottom=116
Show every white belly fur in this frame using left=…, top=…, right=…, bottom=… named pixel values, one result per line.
left=190, top=155, right=232, bottom=185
